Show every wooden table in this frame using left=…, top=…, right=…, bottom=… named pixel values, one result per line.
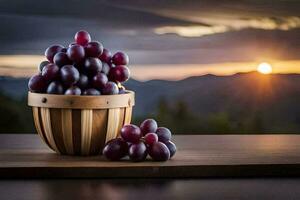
left=1, top=134, right=300, bottom=199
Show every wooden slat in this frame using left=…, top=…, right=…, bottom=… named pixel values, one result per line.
left=61, top=109, right=73, bottom=154
left=72, top=109, right=81, bottom=155
left=32, top=107, right=48, bottom=146
left=90, top=109, right=108, bottom=155
left=50, top=108, right=67, bottom=154
left=123, top=107, right=132, bottom=125
left=105, top=108, right=120, bottom=143
left=116, top=108, right=125, bottom=137
left=81, top=109, right=93, bottom=155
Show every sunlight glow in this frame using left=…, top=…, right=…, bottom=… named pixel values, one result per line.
left=257, top=62, right=273, bottom=74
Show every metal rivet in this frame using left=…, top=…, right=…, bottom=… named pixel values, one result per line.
left=42, top=98, right=47, bottom=103
left=107, top=101, right=109, bottom=104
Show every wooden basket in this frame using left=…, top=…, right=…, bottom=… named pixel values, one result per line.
left=28, top=91, right=134, bottom=156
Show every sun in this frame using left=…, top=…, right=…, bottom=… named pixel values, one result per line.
left=257, top=62, right=273, bottom=74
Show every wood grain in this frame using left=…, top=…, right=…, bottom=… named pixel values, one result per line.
left=1, top=134, right=300, bottom=178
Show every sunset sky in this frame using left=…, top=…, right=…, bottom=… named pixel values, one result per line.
left=0, top=0, right=299, bottom=80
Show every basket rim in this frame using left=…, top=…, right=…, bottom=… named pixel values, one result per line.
left=28, top=90, right=135, bottom=109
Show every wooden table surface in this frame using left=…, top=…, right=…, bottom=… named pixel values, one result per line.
left=1, top=134, right=300, bottom=178
left=1, top=134, right=300, bottom=200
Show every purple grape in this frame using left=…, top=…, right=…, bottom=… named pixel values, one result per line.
left=140, top=119, right=158, bottom=135
left=149, top=142, right=170, bottom=161
left=103, top=138, right=128, bottom=161
left=121, top=124, right=142, bottom=144
left=75, top=30, right=91, bottom=46
left=60, top=65, right=80, bottom=86
left=156, top=127, right=172, bottom=143
left=102, top=81, right=119, bottom=95
left=46, top=81, right=64, bottom=94
left=112, top=52, right=129, bottom=65
left=38, top=61, right=50, bottom=72
left=83, top=88, right=101, bottom=95
left=128, top=142, right=147, bottom=162
left=67, top=44, right=85, bottom=63
left=92, top=72, right=108, bottom=89
left=85, top=41, right=103, bottom=57
left=164, top=141, right=176, bottom=158
left=53, top=52, right=71, bottom=67
left=28, top=74, right=47, bottom=93
left=65, top=86, right=81, bottom=95
left=45, top=45, right=64, bottom=63
left=109, top=65, right=130, bottom=82
left=84, top=57, right=102, bottom=76
left=41, top=63, right=60, bottom=81
left=99, top=48, right=112, bottom=63
left=144, top=133, right=158, bottom=146
left=101, top=62, right=111, bottom=75
left=76, top=74, right=89, bottom=89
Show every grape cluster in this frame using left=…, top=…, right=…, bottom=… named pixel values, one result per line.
left=28, top=30, right=130, bottom=95
left=103, top=119, right=177, bottom=162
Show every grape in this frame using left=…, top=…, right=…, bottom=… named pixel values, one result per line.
left=83, top=88, right=101, bottom=95
left=84, top=57, right=102, bottom=76
left=53, top=52, right=71, bottom=67
left=38, top=61, right=50, bottom=72
left=121, top=124, right=142, bottom=144
left=103, top=138, right=128, bottom=161
left=101, top=62, right=111, bottom=75
left=144, top=133, right=158, bottom=146
left=41, top=63, right=60, bottom=81
left=65, top=86, right=81, bottom=95
left=102, top=81, right=119, bottom=95
left=45, top=45, right=64, bottom=63
left=76, top=74, right=89, bottom=89
left=92, top=72, right=108, bottom=89
left=75, top=30, right=91, bottom=46
left=119, top=85, right=126, bottom=94
left=67, top=44, right=85, bottom=63
left=148, top=142, right=170, bottom=161
left=164, top=141, right=176, bottom=158
left=140, top=119, right=158, bottom=135
left=85, top=41, right=103, bottom=57
left=112, top=52, right=129, bottom=65
left=46, top=81, right=64, bottom=94
left=60, top=65, right=80, bottom=86
left=28, top=74, right=47, bottom=93
left=99, top=48, right=112, bottom=63
left=156, top=127, right=172, bottom=143
left=128, top=142, right=147, bottom=162
left=109, top=65, right=130, bottom=82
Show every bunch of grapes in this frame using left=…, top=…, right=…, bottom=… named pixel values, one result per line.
left=28, top=30, right=130, bottom=95
left=103, top=119, right=177, bottom=162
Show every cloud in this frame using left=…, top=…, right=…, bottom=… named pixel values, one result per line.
left=154, top=16, right=300, bottom=37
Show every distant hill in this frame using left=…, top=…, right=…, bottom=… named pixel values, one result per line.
left=1, top=72, right=300, bottom=133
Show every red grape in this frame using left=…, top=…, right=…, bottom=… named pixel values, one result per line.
left=121, top=124, right=142, bottom=144
left=41, top=63, right=60, bottom=81
left=60, top=65, right=80, bottom=86
left=53, top=52, right=71, bottom=67
left=101, top=62, right=111, bottom=75
left=164, top=141, right=176, bottom=158
left=140, top=119, right=158, bottom=135
left=99, top=48, right=112, bottom=63
left=84, top=57, right=102, bottom=76
left=112, top=52, right=129, bottom=65
left=45, top=45, right=64, bottom=63
left=156, top=127, right=172, bottom=143
left=39, top=61, right=50, bottom=72
left=148, top=142, right=170, bottom=161
left=92, top=72, right=108, bottom=89
left=109, top=65, right=130, bottom=82
left=144, top=133, right=158, bottom=146
left=128, top=142, right=147, bottom=162
left=85, top=41, right=103, bottom=57
left=103, top=138, right=128, bottom=161
left=74, top=30, right=91, bottom=46
left=28, top=74, right=47, bottom=93
left=83, top=88, right=101, bottom=95
left=76, top=74, right=89, bottom=89
left=102, top=81, right=119, bottom=95
left=67, top=44, right=85, bottom=63
left=65, top=86, right=81, bottom=95
left=46, top=81, right=64, bottom=94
